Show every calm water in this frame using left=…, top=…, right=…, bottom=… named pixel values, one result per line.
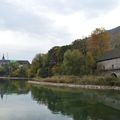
left=0, top=80, right=120, bottom=120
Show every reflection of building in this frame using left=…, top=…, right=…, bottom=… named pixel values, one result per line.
left=0, top=54, right=30, bottom=67
left=0, top=90, right=4, bottom=100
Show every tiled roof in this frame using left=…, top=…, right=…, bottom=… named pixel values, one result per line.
left=0, top=60, right=30, bottom=65
left=17, top=60, right=30, bottom=65
left=97, top=48, right=120, bottom=62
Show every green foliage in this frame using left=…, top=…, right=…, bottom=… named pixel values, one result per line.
left=0, top=67, right=8, bottom=76
left=52, top=64, right=62, bottom=75
left=0, top=61, right=29, bottom=77
left=72, top=37, right=88, bottom=56
left=10, top=65, right=28, bottom=77
left=31, top=54, right=43, bottom=75
left=86, top=52, right=96, bottom=74
left=31, top=38, right=96, bottom=77
left=62, top=50, right=84, bottom=75
left=47, top=45, right=71, bottom=75
left=30, top=27, right=111, bottom=78
left=31, top=53, right=49, bottom=77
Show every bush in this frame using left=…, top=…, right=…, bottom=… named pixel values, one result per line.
left=33, top=75, right=120, bottom=86
left=76, top=75, right=120, bottom=86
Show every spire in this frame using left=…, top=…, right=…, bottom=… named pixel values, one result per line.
left=2, top=54, right=5, bottom=60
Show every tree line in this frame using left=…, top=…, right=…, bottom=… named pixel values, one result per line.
left=29, top=28, right=111, bottom=78
left=0, top=61, right=29, bottom=77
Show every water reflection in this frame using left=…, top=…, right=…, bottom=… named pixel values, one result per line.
left=0, top=80, right=29, bottom=100
left=0, top=80, right=120, bottom=120
left=0, top=80, right=71, bottom=120
left=31, top=86, right=120, bottom=120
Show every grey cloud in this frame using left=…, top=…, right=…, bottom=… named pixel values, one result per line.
left=0, top=1, right=53, bottom=35
left=0, top=0, right=71, bottom=41
left=0, top=0, right=119, bottom=61
left=0, top=0, right=119, bottom=34
left=32, top=0, right=120, bottom=20
left=35, top=0, right=120, bottom=15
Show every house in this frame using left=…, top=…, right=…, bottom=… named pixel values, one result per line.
left=0, top=55, right=9, bottom=67
left=97, top=48, right=120, bottom=77
left=0, top=55, right=30, bottom=68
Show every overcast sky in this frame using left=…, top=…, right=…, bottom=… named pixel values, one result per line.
left=0, top=0, right=120, bottom=61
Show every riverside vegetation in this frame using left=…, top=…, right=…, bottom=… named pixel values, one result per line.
left=27, top=27, right=120, bottom=86
left=29, top=28, right=111, bottom=77
left=0, top=61, right=29, bottom=77
left=1, top=28, right=118, bottom=86
left=33, top=75, right=120, bottom=86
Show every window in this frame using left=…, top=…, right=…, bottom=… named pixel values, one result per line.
left=112, top=64, right=114, bottom=69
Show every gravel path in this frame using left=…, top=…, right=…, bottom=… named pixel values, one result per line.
left=28, top=81, right=120, bottom=91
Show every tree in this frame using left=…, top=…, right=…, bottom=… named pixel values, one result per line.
left=52, top=64, right=62, bottom=75
left=0, top=67, right=7, bottom=76
left=90, top=28, right=111, bottom=59
left=31, top=53, right=49, bottom=77
left=86, top=52, right=95, bottom=74
left=31, top=54, right=43, bottom=75
left=72, top=37, right=88, bottom=56
left=47, top=45, right=71, bottom=76
left=62, top=50, right=84, bottom=75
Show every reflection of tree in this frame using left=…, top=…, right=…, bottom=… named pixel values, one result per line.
left=31, top=86, right=120, bottom=120
left=0, top=80, right=29, bottom=100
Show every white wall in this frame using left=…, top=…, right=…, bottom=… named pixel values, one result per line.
left=97, top=58, right=120, bottom=70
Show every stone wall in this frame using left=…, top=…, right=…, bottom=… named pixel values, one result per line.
left=97, top=58, right=120, bottom=77
left=97, top=58, right=120, bottom=70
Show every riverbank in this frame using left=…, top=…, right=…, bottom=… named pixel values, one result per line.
left=32, top=75, right=120, bottom=86
left=0, top=76, right=31, bottom=80
left=28, top=81, right=120, bottom=90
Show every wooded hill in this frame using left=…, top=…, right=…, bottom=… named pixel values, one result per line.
left=29, top=26, right=120, bottom=78
left=108, top=26, right=120, bottom=48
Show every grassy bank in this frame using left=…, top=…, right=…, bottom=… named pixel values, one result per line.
left=33, top=75, right=120, bottom=86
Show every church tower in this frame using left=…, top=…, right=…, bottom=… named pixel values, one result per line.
left=2, top=54, right=5, bottom=60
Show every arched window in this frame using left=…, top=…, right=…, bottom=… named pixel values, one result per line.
left=111, top=73, right=117, bottom=77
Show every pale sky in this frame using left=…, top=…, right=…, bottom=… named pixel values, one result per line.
left=0, top=0, right=120, bottom=61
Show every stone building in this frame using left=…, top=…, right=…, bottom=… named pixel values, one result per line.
left=0, top=55, right=9, bottom=67
left=97, top=48, right=120, bottom=77
left=0, top=54, right=30, bottom=67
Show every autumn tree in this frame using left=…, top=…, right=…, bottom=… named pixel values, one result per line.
left=90, top=28, right=111, bottom=59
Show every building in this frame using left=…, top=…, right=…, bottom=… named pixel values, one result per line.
left=97, top=48, right=120, bottom=77
left=0, top=54, right=30, bottom=67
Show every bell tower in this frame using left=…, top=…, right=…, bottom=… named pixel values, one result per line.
left=2, top=54, right=5, bottom=60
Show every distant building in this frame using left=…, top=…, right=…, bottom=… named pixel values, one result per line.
left=0, top=54, right=9, bottom=67
left=97, top=48, right=120, bottom=77
left=0, top=54, right=30, bottom=67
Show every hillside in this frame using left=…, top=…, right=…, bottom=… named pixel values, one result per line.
left=108, top=26, right=120, bottom=48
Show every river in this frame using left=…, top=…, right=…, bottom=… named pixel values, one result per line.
left=0, top=80, right=120, bottom=120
